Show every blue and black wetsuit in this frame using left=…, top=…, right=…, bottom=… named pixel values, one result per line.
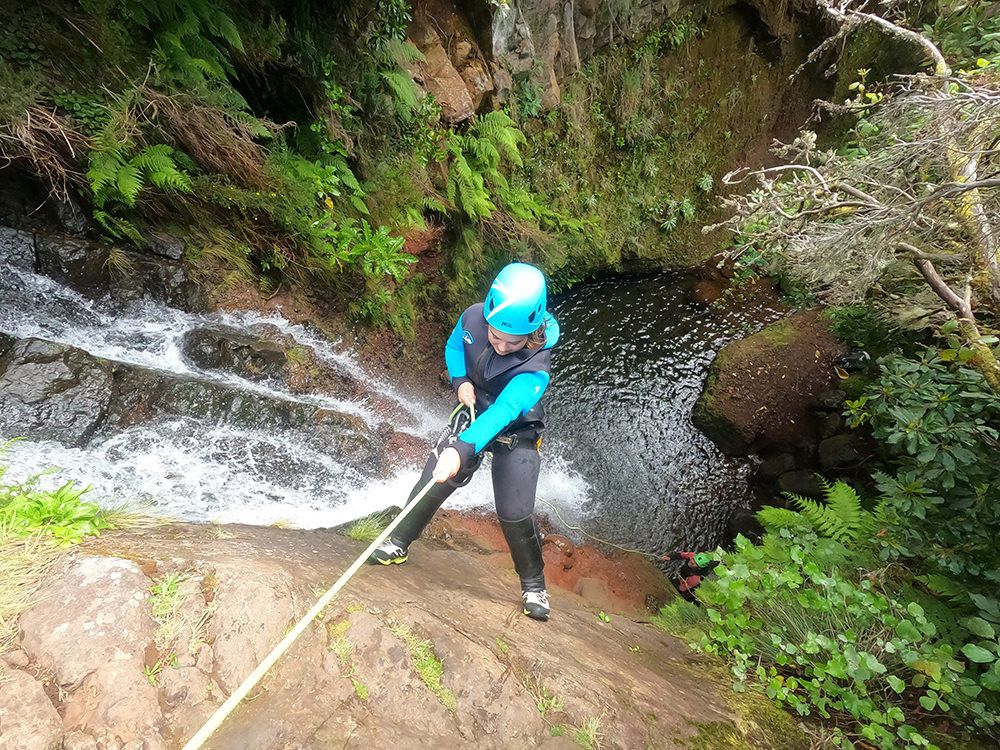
left=391, top=302, right=559, bottom=543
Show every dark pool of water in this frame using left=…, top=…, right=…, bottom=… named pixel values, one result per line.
left=546, top=271, right=782, bottom=556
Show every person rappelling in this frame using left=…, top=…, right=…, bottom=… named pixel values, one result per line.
left=368, top=261, right=559, bottom=621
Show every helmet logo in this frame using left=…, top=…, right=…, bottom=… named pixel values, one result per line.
left=484, top=279, right=520, bottom=323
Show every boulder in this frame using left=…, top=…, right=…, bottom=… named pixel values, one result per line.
left=18, top=556, right=155, bottom=688
left=50, top=193, right=90, bottom=236
left=0, top=666, right=63, bottom=750
left=818, top=433, right=867, bottom=470
left=0, top=339, right=113, bottom=446
left=410, top=42, right=475, bottom=124
left=109, top=250, right=204, bottom=312
left=181, top=327, right=288, bottom=382
left=0, top=225, right=35, bottom=271
left=755, top=452, right=796, bottom=481
left=819, top=412, right=844, bottom=439
left=777, top=469, right=824, bottom=498
left=459, top=59, right=495, bottom=111
left=34, top=233, right=110, bottom=297
left=692, top=311, right=842, bottom=455
left=812, top=388, right=847, bottom=411
left=143, top=231, right=184, bottom=261
left=61, top=732, right=98, bottom=750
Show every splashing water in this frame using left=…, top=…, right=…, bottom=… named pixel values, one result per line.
left=0, top=263, right=591, bottom=528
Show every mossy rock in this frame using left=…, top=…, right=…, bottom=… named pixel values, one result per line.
left=690, top=688, right=812, bottom=750
left=692, top=311, right=843, bottom=455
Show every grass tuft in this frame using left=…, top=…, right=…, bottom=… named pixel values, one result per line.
left=0, top=527, right=59, bottom=653
left=387, top=620, right=457, bottom=712
left=573, top=716, right=604, bottom=750
left=344, top=513, right=389, bottom=543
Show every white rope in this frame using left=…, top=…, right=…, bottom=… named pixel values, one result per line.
left=180, top=477, right=438, bottom=750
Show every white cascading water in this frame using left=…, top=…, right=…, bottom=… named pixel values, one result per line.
left=0, top=263, right=591, bottom=528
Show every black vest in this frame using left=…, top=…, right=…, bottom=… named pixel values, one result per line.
left=458, top=303, right=552, bottom=429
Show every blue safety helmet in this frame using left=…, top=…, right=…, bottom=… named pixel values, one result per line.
left=483, top=262, right=547, bottom=336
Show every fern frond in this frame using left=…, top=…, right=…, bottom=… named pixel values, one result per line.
left=755, top=506, right=806, bottom=534
left=87, top=151, right=124, bottom=196
left=469, top=137, right=500, bottom=171
left=381, top=69, right=421, bottom=113
left=784, top=479, right=867, bottom=542
left=132, top=144, right=175, bottom=172
left=423, top=197, right=446, bottom=214
left=384, top=38, right=425, bottom=65
left=116, top=164, right=144, bottom=207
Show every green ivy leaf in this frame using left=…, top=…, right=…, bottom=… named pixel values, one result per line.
left=964, top=617, right=996, bottom=640
left=961, top=643, right=996, bottom=664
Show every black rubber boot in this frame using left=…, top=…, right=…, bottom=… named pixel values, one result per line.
left=500, top=516, right=549, bottom=620
left=367, top=478, right=451, bottom=565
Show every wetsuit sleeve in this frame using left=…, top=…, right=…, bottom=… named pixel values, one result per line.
left=444, top=316, right=471, bottom=391
left=452, top=371, right=550, bottom=465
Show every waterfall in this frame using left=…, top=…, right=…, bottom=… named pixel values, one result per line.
left=0, top=263, right=591, bottom=528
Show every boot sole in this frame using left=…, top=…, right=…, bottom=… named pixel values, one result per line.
left=373, top=555, right=407, bottom=566
left=523, top=608, right=549, bottom=621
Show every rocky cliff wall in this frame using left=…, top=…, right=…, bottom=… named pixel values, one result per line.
left=407, top=0, right=825, bottom=123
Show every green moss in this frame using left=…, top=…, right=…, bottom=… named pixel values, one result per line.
left=327, top=618, right=369, bottom=701
left=387, top=621, right=457, bottom=712
left=517, top=8, right=814, bottom=280
left=689, top=686, right=811, bottom=750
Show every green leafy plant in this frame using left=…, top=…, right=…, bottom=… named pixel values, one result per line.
left=108, top=0, right=245, bottom=91
left=772, top=478, right=872, bottom=543
left=0, top=461, right=112, bottom=547
left=445, top=110, right=526, bottom=220
left=572, top=716, right=603, bottom=750
left=524, top=672, right=564, bottom=716
left=144, top=660, right=163, bottom=686
left=667, top=352, right=1000, bottom=749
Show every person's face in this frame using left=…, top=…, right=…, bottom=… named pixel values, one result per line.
left=487, top=325, right=529, bottom=355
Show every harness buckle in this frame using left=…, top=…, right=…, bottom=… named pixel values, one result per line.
left=494, top=433, right=518, bottom=449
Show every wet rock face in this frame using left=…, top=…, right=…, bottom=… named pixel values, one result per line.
left=0, top=338, right=113, bottom=446
left=34, top=232, right=111, bottom=297
left=10, top=523, right=806, bottom=750
left=0, top=225, right=36, bottom=271
left=0, top=335, right=384, bottom=469
left=110, top=246, right=206, bottom=312
left=2, top=219, right=201, bottom=310
left=102, top=361, right=385, bottom=470
left=181, top=327, right=288, bottom=382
